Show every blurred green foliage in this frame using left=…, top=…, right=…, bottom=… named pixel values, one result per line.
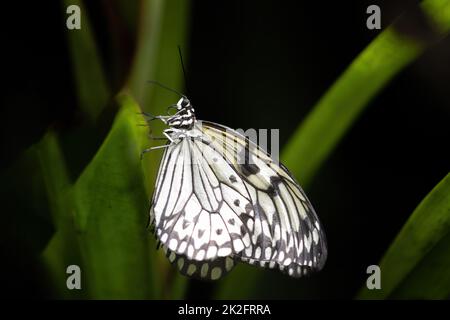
left=358, top=173, right=450, bottom=299
left=42, top=0, right=190, bottom=299
left=8, top=0, right=449, bottom=299
left=217, top=0, right=450, bottom=299
left=282, top=0, right=450, bottom=187
left=63, top=0, right=110, bottom=122
left=72, top=94, right=153, bottom=299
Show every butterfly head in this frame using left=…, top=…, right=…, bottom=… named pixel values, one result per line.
left=167, top=96, right=196, bottom=129
left=176, top=97, right=192, bottom=110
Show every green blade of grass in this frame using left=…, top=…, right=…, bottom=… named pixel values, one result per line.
left=357, top=173, right=450, bottom=299
left=127, top=0, right=164, bottom=105
left=0, top=144, right=66, bottom=298
left=6, top=132, right=84, bottom=299
left=34, top=0, right=112, bottom=298
left=282, top=0, right=450, bottom=188
left=126, top=0, right=190, bottom=195
left=63, top=0, right=110, bottom=121
left=126, top=0, right=191, bottom=299
left=34, top=0, right=189, bottom=299
left=146, top=0, right=191, bottom=300
left=71, top=92, right=154, bottom=299
left=391, top=231, right=450, bottom=299
left=37, top=132, right=86, bottom=298
left=216, top=0, right=450, bottom=299
left=123, top=0, right=167, bottom=299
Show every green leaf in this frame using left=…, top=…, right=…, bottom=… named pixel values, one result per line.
left=37, top=132, right=85, bottom=298
left=216, top=0, right=450, bottom=299
left=146, top=0, right=191, bottom=299
left=0, top=145, right=56, bottom=283
left=34, top=0, right=111, bottom=297
left=391, top=232, right=450, bottom=299
left=71, top=92, right=154, bottom=299
left=37, top=0, right=190, bottom=299
left=127, top=0, right=164, bottom=106
left=63, top=0, right=110, bottom=121
left=358, top=173, right=450, bottom=299
left=281, top=0, right=450, bottom=188
left=126, top=0, right=191, bottom=299
left=423, top=0, right=450, bottom=34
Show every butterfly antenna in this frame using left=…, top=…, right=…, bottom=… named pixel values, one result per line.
left=178, top=45, right=189, bottom=94
left=147, top=80, right=186, bottom=98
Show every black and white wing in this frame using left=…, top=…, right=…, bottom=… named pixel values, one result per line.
left=149, top=130, right=253, bottom=268
left=150, top=120, right=327, bottom=279
left=200, top=121, right=327, bottom=277
left=161, top=244, right=235, bottom=280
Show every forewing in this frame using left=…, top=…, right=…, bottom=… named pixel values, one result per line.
left=150, top=132, right=252, bottom=262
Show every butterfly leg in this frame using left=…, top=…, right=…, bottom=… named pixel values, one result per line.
left=140, top=144, right=170, bottom=159
left=140, top=129, right=176, bottom=159
left=163, top=129, right=175, bottom=143
left=139, top=111, right=172, bottom=124
left=147, top=128, right=168, bottom=141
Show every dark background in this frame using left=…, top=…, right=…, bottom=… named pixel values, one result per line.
left=1, top=0, right=449, bottom=299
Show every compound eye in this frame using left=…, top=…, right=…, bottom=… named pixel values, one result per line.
left=181, top=98, right=190, bottom=108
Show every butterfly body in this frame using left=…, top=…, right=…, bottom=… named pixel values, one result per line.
left=165, top=97, right=196, bottom=130
left=146, top=97, right=327, bottom=280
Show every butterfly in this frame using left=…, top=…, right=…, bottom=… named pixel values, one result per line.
left=143, top=88, right=327, bottom=280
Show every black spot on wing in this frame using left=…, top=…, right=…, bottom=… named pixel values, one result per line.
left=164, top=245, right=236, bottom=280
left=237, top=142, right=261, bottom=176
left=266, top=185, right=278, bottom=197
left=240, top=162, right=260, bottom=176
left=239, top=212, right=254, bottom=227
left=193, top=214, right=200, bottom=224
left=254, top=202, right=268, bottom=222
left=270, top=175, right=283, bottom=186
left=266, top=175, right=283, bottom=197
left=201, top=138, right=211, bottom=145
